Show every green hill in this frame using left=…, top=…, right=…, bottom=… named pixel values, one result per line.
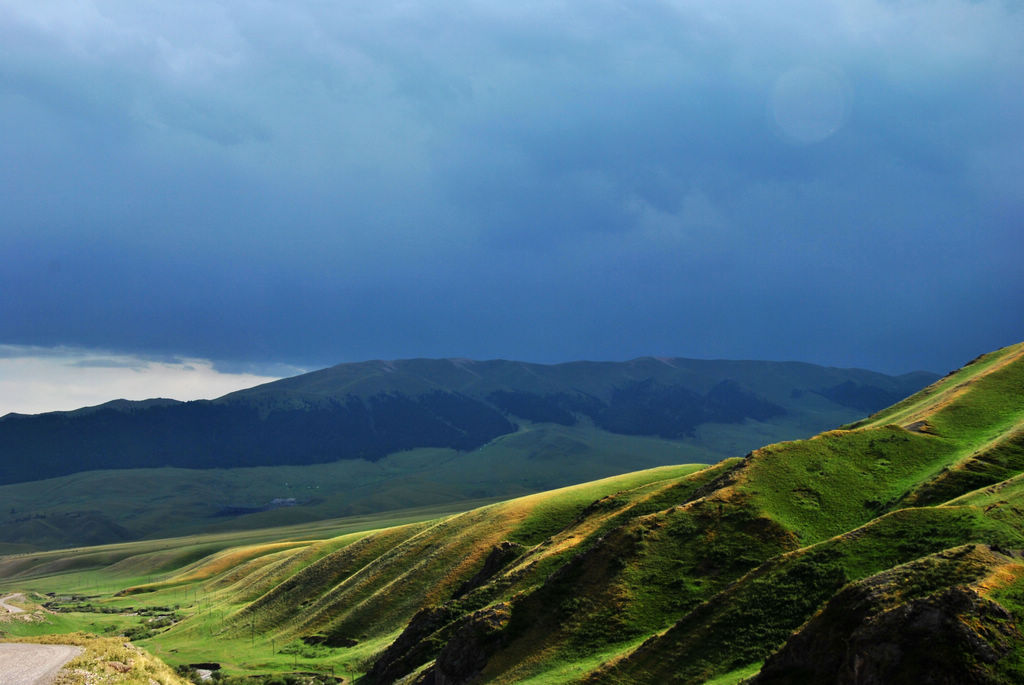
left=0, top=356, right=934, bottom=550
left=2, top=343, right=1021, bottom=683
left=0, top=357, right=935, bottom=485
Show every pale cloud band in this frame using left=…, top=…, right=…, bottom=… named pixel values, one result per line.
left=0, top=345, right=283, bottom=416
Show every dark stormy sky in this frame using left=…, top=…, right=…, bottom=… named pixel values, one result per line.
left=1, top=1, right=1022, bottom=412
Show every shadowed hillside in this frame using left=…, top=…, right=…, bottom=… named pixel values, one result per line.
left=0, top=356, right=934, bottom=551
left=1, top=343, right=1020, bottom=683
left=0, top=356, right=934, bottom=485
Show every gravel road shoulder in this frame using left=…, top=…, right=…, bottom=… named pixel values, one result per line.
left=0, top=643, right=83, bottom=685
left=0, top=594, right=26, bottom=615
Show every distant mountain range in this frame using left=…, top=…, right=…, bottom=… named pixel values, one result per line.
left=4, top=343, right=1021, bottom=683
left=0, top=356, right=936, bottom=486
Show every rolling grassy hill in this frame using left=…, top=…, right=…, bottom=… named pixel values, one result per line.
left=2, top=341, right=1023, bottom=683
left=0, top=356, right=934, bottom=550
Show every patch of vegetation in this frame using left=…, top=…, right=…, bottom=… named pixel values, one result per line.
left=2, top=342, right=1020, bottom=684
left=0, top=356, right=935, bottom=550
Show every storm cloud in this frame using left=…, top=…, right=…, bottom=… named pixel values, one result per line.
left=1, top=0, right=1021, bottom=377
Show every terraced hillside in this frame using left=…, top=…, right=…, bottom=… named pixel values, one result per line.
left=1, top=342, right=1021, bottom=684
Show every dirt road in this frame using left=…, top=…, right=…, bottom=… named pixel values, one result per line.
left=0, top=643, right=82, bottom=684
left=0, top=593, right=27, bottom=614
left=0, top=594, right=26, bottom=615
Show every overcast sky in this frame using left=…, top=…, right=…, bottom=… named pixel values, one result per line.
left=1, top=0, right=1022, bottom=412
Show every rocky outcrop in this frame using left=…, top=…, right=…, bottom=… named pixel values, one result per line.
left=366, top=542, right=523, bottom=684
left=365, top=604, right=462, bottom=684
left=754, top=552, right=1021, bottom=685
left=420, top=603, right=512, bottom=685
left=452, top=542, right=524, bottom=600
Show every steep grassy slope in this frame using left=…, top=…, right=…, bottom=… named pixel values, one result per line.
left=0, top=502, right=488, bottom=592
left=324, top=342, right=1023, bottom=683
left=0, top=464, right=709, bottom=678
left=750, top=544, right=1024, bottom=684
left=580, top=342, right=1024, bottom=684
left=0, top=357, right=934, bottom=551
left=1, top=343, right=1019, bottom=684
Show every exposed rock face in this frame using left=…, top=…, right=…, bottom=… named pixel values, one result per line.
left=452, top=542, right=524, bottom=600
left=365, top=604, right=461, bottom=684
left=366, top=542, right=523, bottom=684
left=420, top=603, right=512, bottom=685
left=754, top=584, right=1018, bottom=684
left=105, top=660, right=132, bottom=673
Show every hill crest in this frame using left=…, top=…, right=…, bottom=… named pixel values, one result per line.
left=2, top=343, right=1022, bottom=683
left=0, top=356, right=936, bottom=488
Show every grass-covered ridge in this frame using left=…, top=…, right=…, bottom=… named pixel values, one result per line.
left=0, top=355, right=936, bottom=551
left=2, top=342, right=1022, bottom=684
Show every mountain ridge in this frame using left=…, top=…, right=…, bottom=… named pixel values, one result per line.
left=1, top=342, right=1022, bottom=683
left=1, top=355, right=936, bottom=419
left=0, top=356, right=937, bottom=487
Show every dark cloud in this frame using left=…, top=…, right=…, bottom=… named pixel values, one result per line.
left=1, top=0, right=1021, bottom=376
left=66, top=358, right=147, bottom=369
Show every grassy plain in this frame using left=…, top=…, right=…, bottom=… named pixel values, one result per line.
left=0, top=386, right=883, bottom=553
left=0, top=422, right=731, bottom=553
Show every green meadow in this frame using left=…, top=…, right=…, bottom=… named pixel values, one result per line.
left=1, top=355, right=926, bottom=553
left=2, top=342, right=1023, bottom=683
left=0, top=421, right=736, bottom=553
